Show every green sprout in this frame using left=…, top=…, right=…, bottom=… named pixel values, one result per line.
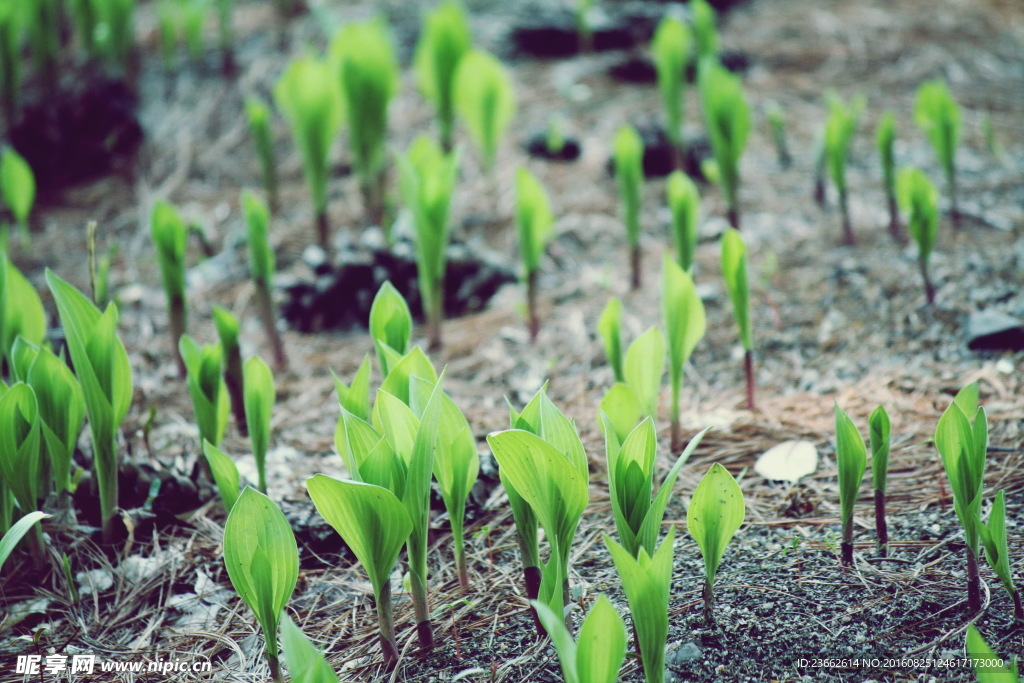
left=613, top=125, right=645, bottom=289
left=150, top=200, right=188, bottom=375
left=1, top=252, right=46, bottom=371
left=415, top=0, right=472, bottom=153
left=966, top=625, right=1020, bottom=682
left=454, top=49, right=516, bottom=173
left=598, top=297, right=624, bottom=383
left=244, top=191, right=287, bottom=368
left=690, top=0, right=719, bottom=60
left=651, top=16, right=691, bottom=165
left=605, top=527, right=675, bottom=683
left=212, top=306, right=246, bottom=436
left=203, top=440, right=240, bottom=511
left=307, top=476, right=410, bottom=669
left=274, top=56, right=343, bottom=251
left=1, top=147, right=36, bottom=242
left=0, top=4, right=21, bottom=123
left=243, top=355, right=274, bottom=495
left=398, top=135, right=459, bottom=350
left=332, top=354, right=371, bottom=422
left=979, top=490, right=1023, bottom=621
left=245, top=97, right=279, bottom=214
left=0, top=511, right=48, bottom=571
left=47, top=269, right=133, bottom=545
left=546, top=115, right=567, bottom=156
left=834, top=402, right=866, bottom=567
left=223, top=487, right=298, bottom=683
left=575, top=0, right=593, bottom=53
left=869, top=404, right=890, bottom=557
left=824, top=93, right=865, bottom=245
left=533, top=595, right=627, bottom=683
left=623, top=327, right=666, bottom=421
left=0, top=383, right=44, bottom=564
left=687, top=463, right=745, bottom=623
left=661, top=254, right=706, bottom=452
left=515, top=168, right=554, bottom=343
left=179, top=335, right=229, bottom=450
left=914, top=80, right=961, bottom=229
left=368, top=281, right=411, bottom=377
left=329, top=19, right=399, bottom=229
left=697, top=58, right=749, bottom=230
left=896, top=166, right=939, bottom=305
left=766, top=103, right=791, bottom=169
left=602, top=415, right=706, bottom=557
left=720, top=228, right=755, bottom=410
left=876, top=111, right=901, bottom=242
left=280, top=614, right=338, bottom=683
left=666, top=170, right=700, bottom=272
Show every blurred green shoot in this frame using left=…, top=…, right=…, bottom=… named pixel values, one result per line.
left=613, top=125, right=644, bottom=289
left=415, top=0, right=472, bottom=153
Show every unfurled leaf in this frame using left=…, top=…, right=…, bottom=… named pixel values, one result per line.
left=662, top=255, right=706, bottom=444
left=534, top=594, right=627, bottom=683
left=281, top=614, right=339, bottom=683
left=1, top=147, right=35, bottom=231
left=243, top=356, right=275, bottom=494
left=623, top=327, right=666, bottom=420
left=687, top=463, right=744, bottom=585
left=966, top=625, right=1019, bottom=682
left=368, top=281, right=411, bottom=375
left=0, top=511, right=49, bottom=570
left=598, top=384, right=642, bottom=446
left=979, top=490, right=1019, bottom=610
left=1, top=255, right=46, bottom=367
left=0, top=383, right=42, bottom=518
left=203, top=440, right=240, bottom=511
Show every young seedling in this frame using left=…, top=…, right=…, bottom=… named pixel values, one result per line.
left=980, top=490, right=1023, bottom=621
left=721, top=228, right=755, bottom=410
left=1, top=253, right=46, bottom=370
left=834, top=403, right=866, bottom=566
left=698, top=58, right=749, bottom=229
left=824, top=93, right=865, bottom=245
left=914, top=80, right=961, bottom=229
left=368, top=281, right=411, bottom=376
left=454, top=50, right=516, bottom=173
left=280, top=614, right=338, bottom=682
left=415, top=0, right=472, bottom=153
left=151, top=200, right=188, bottom=375
left=212, top=306, right=246, bottom=436
left=876, top=111, right=901, bottom=242
left=869, top=405, right=891, bottom=557
left=688, top=463, right=745, bottom=623
left=0, top=5, right=21, bottom=123
left=533, top=595, right=628, bottom=683
left=0, top=511, right=49, bottom=571
left=605, top=528, right=676, bottom=683
left=966, top=625, right=1021, bottom=681
left=935, top=386, right=988, bottom=614
left=245, top=98, right=279, bottom=214
left=690, top=0, right=719, bottom=60
left=623, top=327, right=666, bottom=422
left=666, top=171, right=700, bottom=271
left=603, top=415, right=707, bottom=557
left=244, top=191, right=287, bottom=368
left=397, top=135, right=459, bottom=350
left=332, top=355, right=371, bottom=425
left=662, top=255, right=706, bottom=452
left=274, top=56, right=343, bottom=251
left=651, top=16, right=691, bottom=168
left=329, top=20, right=399, bottom=230
left=516, top=168, right=554, bottom=343
left=203, top=440, right=240, bottom=511
left=896, top=167, right=939, bottom=305
left=598, top=297, right=624, bottom=383
left=307, top=476, right=410, bottom=669
left=575, top=0, right=593, bottom=53
left=0, top=384, right=44, bottom=565
left=223, top=487, right=298, bottom=683
left=1, top=147, right=36, bottom=243
left=613, top=125, right=645, bottom=289
left=766, top=103, right=791, bottom=169
left=179, top=335, right=229, bottom=450
left=47, top=270, right=133, bottom=545
left=243, top=356, right=274, bottom=495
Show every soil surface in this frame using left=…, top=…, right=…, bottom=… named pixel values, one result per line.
left=2, top=0, right=1024, bottom=681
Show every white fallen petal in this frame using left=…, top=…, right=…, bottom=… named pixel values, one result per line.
left=755, top=440, right=818, bottom=483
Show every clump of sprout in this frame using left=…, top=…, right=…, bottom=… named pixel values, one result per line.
left=415, top=0, right=472, bottom=153
left=896, top=167, right=939, bottom=305
left=876, top=111, right=901, bottom=242
left=613, top=124, right=645, bottom=289
left=914, top=80, right=961, bottom=230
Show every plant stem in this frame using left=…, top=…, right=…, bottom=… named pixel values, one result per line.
left=919, top=255, right=935, bottom=305
left=886, top=192, right=902, bottom=243
left=841, top=517, right=854, bottom=566
left=316, top=209, right=330, bottom=253
left=255, top=281, right=288, bottom=369
left=670, top=377, right=682, bottom=453
left=170, top=294, right=187, bottom=377
left=1013, top=589, right=1023, bottom=622
left=727, top=204, right=740, bottom=231
left=839, top=188, right=855, bottom=246
left=377, top=581, right=401, bottom=669
left=526, top=270, right=539, bottom=343
left=702, top=577, right=715, bottom=624
left=743, top=349, right=756, bottom=411
left=408, top=532, right=434, bottom=651
left=427, top=284, right=444, bottom=351
left=267, top=652, right=284, bottom=683
left=874, top=488, right=888, bottom=558
left=948, top=169, right=960, bottom=232
left=630, top=243, right=641, bottom=290
left=523, top=565, right=543, bottom=636
left=97, top=438, right=120, bottom=546
left=966, top=544, right=981, bottom=613
left=222, top=344, right=247, bottom=436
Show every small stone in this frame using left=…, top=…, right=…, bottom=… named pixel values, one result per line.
left=667, top=641, right=702, bottom=665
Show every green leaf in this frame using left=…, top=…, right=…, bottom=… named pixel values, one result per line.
left=953, top=382, right=980, bottom=418
left=212, top=306, right=240, bottom=355
left=935, top=397, right=986, bottom=550
left=515, top=168, right=554, bottom=275
left=454, top=50, right=515, bottom=171
left=662, top=255, right=706, bottom=414
left=378, top=346, right=437, bottom=407
left=613, top=125, right=644, bottom=247
left=598, top=297, right=624, bottom=383
left=274, top=56, right=343, bottom=214
left=243, top=356, right=275, bottom=493
left=823, top=92, right=863, bottom=194
left=635, top=427, right=707, bottom=556
left=623, top=326, right=666, bottom=420
left=599, top=384, right=642, bottom=446
left=0, top=510, right=48, bottom=569
left=203, top=440, right=240, bottom=511
left=605, top=528, right=675, bottom=683
left=1, top=256, right=46, bottom=367
left=966, top=625, right=1019, bottom=682
left=414, top=0, right=472, bottom=150
left=333, top=406, right=383, bottom=482
left=243, top=190, right=274, bottom=286
left=223, top=487, right=298, bottom=664
left=332, top=355, right=372, bottom=422
left=369, top=281, right=412, bottom=374
left=26, top=344, right=85, bottom=494
left=720, top=228, right=751, bottom=350
left=534, top=594, right=627, bottom=683
left=281, top=614, right=339, bottom=683
left=914, top=80, right=960, bottom=182
left=0, top=147, right=35, bottom=228
left=150, top=200, right=188, bottom=305
left=697, top=58, right=749, bottom=211
left=834, top=403, right=866, bottom=527
left=869, top=405, right=890, bottom=493
left=876, top=111, right=896, bottom=193
left=979, top=490, right=1017, bottom=602
left=180, top=335, right=229, bottom=448
left=666, top=171, right=699, bottom=272
left=896, top=166, right=938, bottom=262
left=690, top=0, right=718, bottom=59
left=651, top=16, right=690, bottom=149
left=687, top=463, right=744, bottom=584
left=307, top=475, right=411, bottom=596
left=0, top=383, right=41, bottom=514
left=533, top=599, right=581, bottom=683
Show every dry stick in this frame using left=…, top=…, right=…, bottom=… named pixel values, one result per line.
left=874, top=489, right=888, bottom=558
left=527, top=270, right=539, bottom=343
left=254, top=281, right=287, bottom=369
left=743, top=349, right=756, bottom=411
